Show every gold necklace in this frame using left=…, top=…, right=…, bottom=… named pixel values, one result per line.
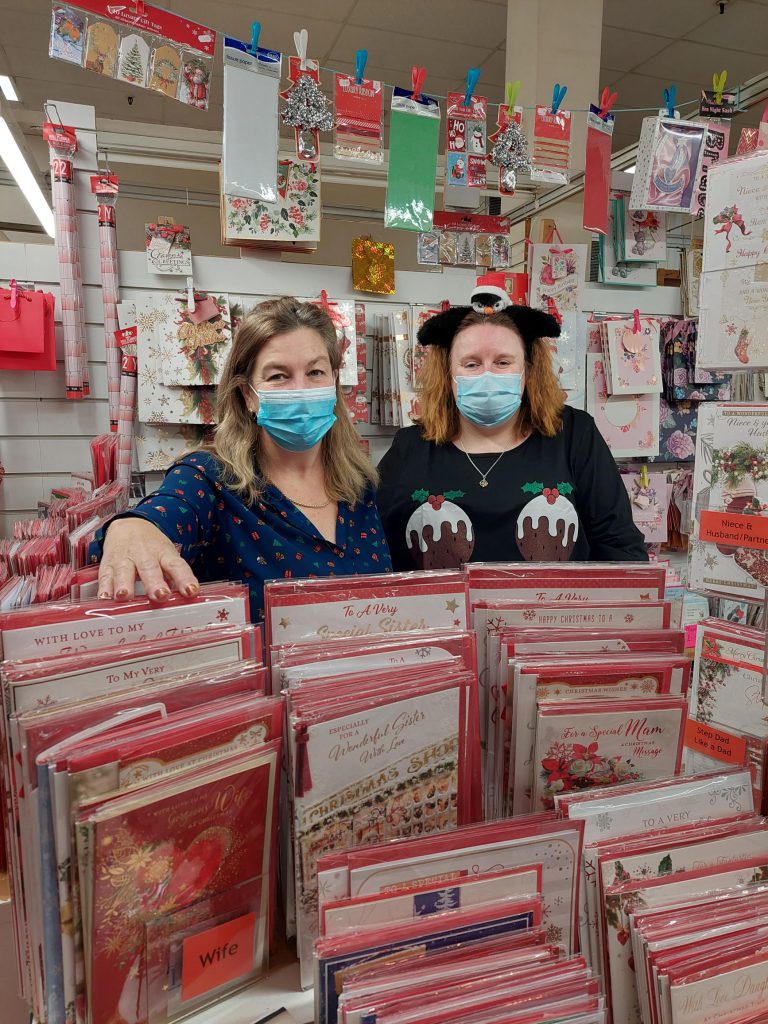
left=456, top=441, right=506, bottom=488
left=283, top=494, right=333, bottom=509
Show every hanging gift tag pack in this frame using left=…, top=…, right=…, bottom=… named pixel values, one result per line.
left=222, top=38, right=282, bottom=202
left=531, top=105, right=572, bottom=184
left=48, top=0, right=215, bottom=109
left=385, top=86, right=441, bottom=232
left=334, top=74, right=384, bottom=164
left=583, top=104, right=614, bottom=235
left=281, top=54, right=333, bottom=163
left=444, top=91, right=487, bottom=210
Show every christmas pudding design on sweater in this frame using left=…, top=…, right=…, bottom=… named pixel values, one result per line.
left=406, top=490, right=475, bottom=569
left=516, top=481, right=580, bottom=561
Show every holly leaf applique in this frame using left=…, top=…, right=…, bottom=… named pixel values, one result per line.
left=556, top=482, right=574, bottom=496
left=522, top=482, right=544, bottom=495
left=657, top=854, right=673, bottom=876
left=411, top=489, right=430, bottom=502
left=443, top=490, right=466, bottom=500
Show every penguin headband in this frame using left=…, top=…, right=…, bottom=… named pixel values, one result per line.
left=416, top=302, right=561, bottom=358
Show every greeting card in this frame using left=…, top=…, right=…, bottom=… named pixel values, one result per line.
left=623, top=472, right=669, bottom=542
left=702, top=150, right=768, bottom=273
left=528, top=243, right=587, bottom=312
left=602, top=317, right=662, bottom=395
left=586, top=353, right=660, bottom=457
left=621, top=205, right=667, bottom=263
left=669, top=948, right=768, bottom=1024
left=698, top=266, right=768, bottom=370
left=692, top=619, right=768, bottom=736
left=630, top=117, right=706, bottom=214
left=290, top=682, right=468, bottom=986
left=689, top=402, right=768, bottom=602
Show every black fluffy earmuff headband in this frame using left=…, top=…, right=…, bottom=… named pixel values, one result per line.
left=416, top=305, right=561, bottom=358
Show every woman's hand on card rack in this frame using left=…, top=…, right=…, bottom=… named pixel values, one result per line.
left=98, top=518, right=200, bottom=602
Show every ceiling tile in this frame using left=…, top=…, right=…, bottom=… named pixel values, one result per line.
left=603, top=0, right=717, bottom=38
left=635, top=40, right=768, bottom=86
left=687, top=1, right=768, bottom=55
left=347, top=0, right=506, bottom=51
left=164, top=0, right=355, bottom=31
left=600, top=26, right=673, bottom=73
left=477, top=49, right=507, bottom=88
left=328, top=24, right=493, bottom=77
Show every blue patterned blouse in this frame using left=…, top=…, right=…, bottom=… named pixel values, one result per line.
left=94, top=452, right=392, bottom=621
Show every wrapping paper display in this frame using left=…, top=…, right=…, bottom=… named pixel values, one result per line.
left=48, top=0, right=216, bottom=109
left=384, top=85, right=440, bottom=232
left=43, top=123, right=88, bottom=399
left=90, top=174, right=121, bottom=430
left=699, top=148, right=768, bottom=371
left=222, top=37, right=281, bottom=202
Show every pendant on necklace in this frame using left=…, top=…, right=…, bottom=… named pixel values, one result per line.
left=479, top=479, right=489, bottom=488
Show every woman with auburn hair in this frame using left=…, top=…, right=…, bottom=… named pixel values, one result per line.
left=376, top=299, right=646, bottom=571
left=95, top=297, right=391, bottom=619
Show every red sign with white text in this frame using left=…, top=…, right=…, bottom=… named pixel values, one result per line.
left=74, top=0, right=215, bottom=54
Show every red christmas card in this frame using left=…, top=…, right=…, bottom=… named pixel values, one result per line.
left=82, top=742, right=279, bottom=1024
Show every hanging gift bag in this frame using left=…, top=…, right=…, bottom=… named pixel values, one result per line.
left=384, top=69, right=440, bottom=232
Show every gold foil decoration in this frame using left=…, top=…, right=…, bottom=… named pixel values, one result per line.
left=352, top=236, right=395, bottom=295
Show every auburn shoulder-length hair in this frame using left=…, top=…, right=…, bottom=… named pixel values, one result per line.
left=203, top=297, right=377, bottom=506
left=416, top=310, right=565, bottom=445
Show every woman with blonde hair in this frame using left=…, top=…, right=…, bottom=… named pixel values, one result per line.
left=377, top=301, right=645, bottom=570
left=95, top=297, right=390, bottom=619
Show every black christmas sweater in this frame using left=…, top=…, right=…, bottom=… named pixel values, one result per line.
left=376, top=406, right=647, bottom=571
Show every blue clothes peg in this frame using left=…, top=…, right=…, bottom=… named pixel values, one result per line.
left=464, top=67, right=481, bottom=107
left=250, top=21, right=261, bottom=55
left=355, top=49, right=367, bottom=85
left=664, top=84, right=676, bottom=117
left=551, top=83, right=568, bottom=116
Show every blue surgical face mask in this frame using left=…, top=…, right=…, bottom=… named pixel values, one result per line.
left=454, top=372, right=523, bottom=428
left=251, top=384, right=337, bottom=452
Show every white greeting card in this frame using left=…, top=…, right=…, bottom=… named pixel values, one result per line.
left=689, top=403, right=768, bottom=602
left=692, top=621, right=768, bottom=736
left=623, top=207, right=667, bottom=262
left=702, top=150, right=768, bottom=274
left=603, top=317, right=663, bottom=395
left=698, top=266, right=768, bottom=371
left=586, top=353, right=660, bottom=457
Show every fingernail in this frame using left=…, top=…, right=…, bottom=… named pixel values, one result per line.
left=98, top=591, right=110, bottom=600
left=184, top=583, right=199, bottom=596
left=154, top=587, right=170, bottom=600
left=116, top=588, right=128, bottom=598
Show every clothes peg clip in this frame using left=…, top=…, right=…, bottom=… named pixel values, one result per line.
left=355, top=49, right=367, bottom=85
left=249, top=22, right=261, bottom=56
left=639, top=464, right=650, bottom=489
left=551, top=83, right=567, bottom=116
left=464, top=68, right=481, bottom=108
left=131, top=0, right=145, bottom=15
left=713, top=70, right=727, bottom=104
left=633, top=308, right=642, bottom=334
left=294, top=28, right=309, bottom=71
left=411, top=66, right=427, bottom=101
left=598, top=86, right=617, bottom=120
left=9, top=279, right=17, bottom=312
left=545, top=295, right=562, bottom=326
left=663, top=85, right=676, bottom=117
left=506, top=80, right=521, bottom=115
left=187, top=277, right=196, bottom=315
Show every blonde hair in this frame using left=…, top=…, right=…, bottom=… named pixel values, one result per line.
left=206, top=297, right=377, bottom=506
left=416, top=311, right=565, bottom=445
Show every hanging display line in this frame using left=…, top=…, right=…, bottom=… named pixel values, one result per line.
left=51, top=0, right=719, bottom=118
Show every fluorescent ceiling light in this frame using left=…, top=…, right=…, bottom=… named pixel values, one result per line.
left=0, top=76, right=18, bottom=102
left=0, top=117, right=55, bottom=237
left=624, top=164, right=636, bottom=174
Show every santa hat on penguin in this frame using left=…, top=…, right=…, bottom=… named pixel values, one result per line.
left=470, top=271, right=528, bottom=315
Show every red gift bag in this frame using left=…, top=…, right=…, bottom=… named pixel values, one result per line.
left=0, top=288, right=56, bottom=371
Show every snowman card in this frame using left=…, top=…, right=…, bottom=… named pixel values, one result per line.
left=689, top=402, right=768, bottom=603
